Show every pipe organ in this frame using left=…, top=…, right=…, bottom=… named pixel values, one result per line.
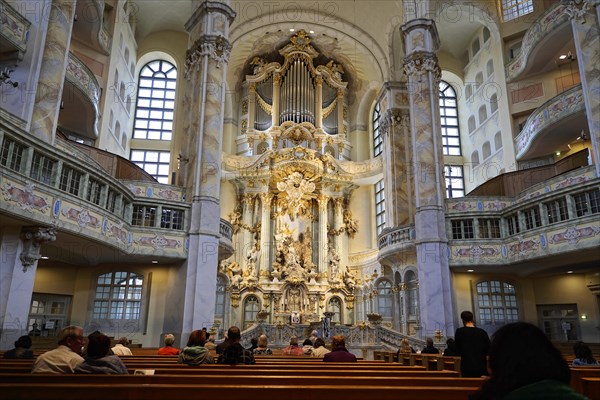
left=240, top=30, right=349, bottom=159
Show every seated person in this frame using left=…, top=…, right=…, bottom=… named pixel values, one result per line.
left=282, top=336, right=304, bottom=356
left=158, top=333, right=180, bottom=355
left=217, top=326, right=255, bottom=365
left=311, top=338, right=331, bottom=358
left=396, top=337, right=415, bottom=360
left=247, top=337, right=258, bottom=352
left=443, top=338, right=459, bottom=356
left=178, top=330, right=214, bottom=365
left=32, top=326, right=85, bottom=373
left=111, top=337, right=133, bottom=356
left=75, top=331, right=128, bottom=374
left=3, top=335, right=33, bottom=359
left=471, top=322, right=587, bottom=400
left=323, top=335, right=357, bottom=362
left=421, top=337, right=440, bottom=354
left=572, top=342, right=599, bottom=366
left=253, top=334, right=273, bottom=355
left=302, top=338, right=314, bottom=355
left=204, top=335, right=217, bottom=351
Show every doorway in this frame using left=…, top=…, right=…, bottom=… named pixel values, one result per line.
left=27, top=293, right=72, bottom=337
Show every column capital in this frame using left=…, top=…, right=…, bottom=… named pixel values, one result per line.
left=403, top=51, right=441, bottom=85
left=20, top=227, right=56, bottom=272
left=185, top=1, right=236, bottom=32
left=185, top=35, right=232, bottom=77
left=381, top=109, right=410, bottom=135
left=259, top=192, right=272, bottom=205
left=564, top=0, right=595, bottom=23
left=401, top=18, right=440, bottom=54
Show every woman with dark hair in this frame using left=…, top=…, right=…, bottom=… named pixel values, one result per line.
left=573, top=342, right=599, bottom=366
left=3, top=335, right=33, bottom=359
left=471, top=322, right=587, bottom=400
left=75, top=332, right=128, bottom=374
left=178, top=329, right=214, bottom=365
left=443, top=338, right=459, bottom=357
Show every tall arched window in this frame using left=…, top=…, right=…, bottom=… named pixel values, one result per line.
left=476, top=280, right=519, bottom=325
left=243, top=295, right=260, bottom=330
left=405, top=271, right=418, bottom=317
left=375, top=179, right=385, bottom=235
left=131, top=59, right=177, bottom=183
left=133, top=60, right=176, bottom=141
left=478, top=105, right=487, bottom=124
left=373, top=102, right=382, bottom=157
left=328, top=297, right=342, bottom=324
left=92, top=271, right=143, bottom=320
left=215, top=275, right=226, bottom=318
left=377, top=280, right=393, bottom=318
left=471, top=151, right=480, bottom=167
left=439, top=81, right=461, bottom=156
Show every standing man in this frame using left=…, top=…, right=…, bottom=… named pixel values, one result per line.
left=455, top=310, right=491, bottom=377
left=32, top=326, right=85, bottom=373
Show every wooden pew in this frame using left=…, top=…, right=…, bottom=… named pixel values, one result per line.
left=570, top=367, right=600, bottom=395
left=0, top=383, right=478, bottom=400
left=581, top=377, right=600, bottom=400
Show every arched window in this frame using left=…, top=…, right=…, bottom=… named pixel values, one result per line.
left=478, top=105, right=487, bottom=124
left=328, top=297, right=342, bottom=324
left=119, top=82, right=125, bottom=101
left=121, top=132, right=127, bottom=148
left=476, top=280, right=519, bottom=325
left=494, top=131, right=503, bottom=150
left=471, top=151, right=480, bottom=167
left=115, top=121, right=121, bottom=140
left=483, top=27, right=491, bottom=42
left=215, top=275, right=226, bottom=318
left=439, top=81, right=461, bottom=156
left=483, top=141, right=492, bottom=159
left=501, top=0, right=533, bottom=22
left=113, top=69, right=119, bottom=95
left=377, top=280, right=393, bottom=318
left=475, top=72, right=483, bottom=88
left=92, top=271, right=143, bottom=320
left=373, top=102, right=382, bottom=157
left=490, top=93, right=498, bottom=114
left=468, top=116, right=476, bottom=134
left=486, top=59, right=494, bottom=77
left=133, top=60, right=177, bottom=141
left=465, top=85, right=472, bottom=100
left=405, top=271, right=418, bottom=317
left=124, top=47, right=130, bottom=64
left=375, top=179, right=385, bottom=235
left=472, top=38, right=480, bottom=56
left=243, top=295, right=260, bottom=330
left=108, top=110, right=114, bottom=131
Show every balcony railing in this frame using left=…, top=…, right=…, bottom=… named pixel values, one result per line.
left=505, top=2, right=570, bottom=82
left=65, top=52, right=101, bottom=138
left=515, top=84, right=584, bottom=160
left=0, top=0, right=31, bottom=62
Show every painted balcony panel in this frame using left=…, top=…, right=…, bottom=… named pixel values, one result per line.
left=515, top=84, right=585, bottom=160
left=505, top=2, right=571, bottom=83
left=0, top=0, right=31, bottom=63
left=60, top=51, right=101, bottom=139
left=72, top=0, right=112, bottom=55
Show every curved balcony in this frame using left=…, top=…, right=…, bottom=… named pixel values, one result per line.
left=515, top=84, right=585, bottom=160
left=377, top=225, right=415, bottom=266
left=219, top=219, right=234, bottom=259
left=72, top=0, right=112, bottom=55
left=0, top=0, right=31, bottom=63
left=505, top=2, right=571, bottom=83
left=59, top=52, right=101, bottom=140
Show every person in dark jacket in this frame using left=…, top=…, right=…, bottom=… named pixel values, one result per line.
left=75, top=331, right=128, bottom=374
left=421, top=337, right=439, bottom=354
left=470, top=322, right=587, bottom=400
left=454, top=310, right=490, bottom=377
left=3, top=335, right=34, bottom=359
left=323, top=335, right=357, bottom=362
left=443, top=338, right=459, bottom=356
left=217, top=326, right=255, bottom=365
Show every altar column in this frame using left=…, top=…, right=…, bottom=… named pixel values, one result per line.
left=315, top=76, right=323, bottom=129
left=258, top=192, right=272, bottom=279
left=247, top=83, right=256, bottom=134
left=30, top=0, right=77, bottom=143
left=317, top=194, right=329, bottom=277
left=401, top=18, right=454, bottom=337
left=241, top=193, right=254, bottom=261
left=272, top=74, right=281, bottom=127
left=333, top=197, right=344, bottom=270
left=173, top=1, right=236, bottom=340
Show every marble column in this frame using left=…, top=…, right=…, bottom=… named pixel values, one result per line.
left=567, top=0, right=600, bottom=176
left=315, top=77, right=323, bottom=129
left=272, top=74, right=281, bottom=127
left=381, top=105, right=413, bottom=227
left=241, top=193, right=254, bottom=261
left=317, top=194, right=329, bottom=277
left=175, top=1, right=236, bottom=339
left=0, top=227, right=56, bottom=349
left=259, top=192, right=272, bottom=279
left=333, top=197, right=344, bottom=262
left=401, top=19, right=455, bottom=337
left=247, top=83, right=256, bottom=135
left=30, top=0, right=77, bottom=144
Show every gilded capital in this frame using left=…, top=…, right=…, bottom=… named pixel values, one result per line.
left=403, top=52, right=441, bottom=85
left=184, top=35, right=232, bottom=78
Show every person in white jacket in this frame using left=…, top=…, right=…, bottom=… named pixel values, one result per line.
left=111, top=337, right=133, bottom=356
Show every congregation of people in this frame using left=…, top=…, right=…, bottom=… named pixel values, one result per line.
left=2, top=310, right=596, bottom=400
